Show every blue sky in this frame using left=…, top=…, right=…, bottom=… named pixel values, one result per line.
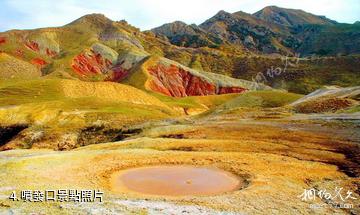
left=0, top=0, right=359, bottom=31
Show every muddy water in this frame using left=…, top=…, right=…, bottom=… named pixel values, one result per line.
left=111, top=166, right=242, bottom=196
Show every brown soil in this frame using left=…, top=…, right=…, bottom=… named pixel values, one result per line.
left=295, top=98, right=356, bottom=113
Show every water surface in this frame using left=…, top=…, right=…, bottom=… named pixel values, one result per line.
left=111, top=165, right=242, bottom=196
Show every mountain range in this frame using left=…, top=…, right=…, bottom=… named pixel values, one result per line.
left=152, top=6, right=359, bottom=55
left=0, top=6, right=359, bottom=96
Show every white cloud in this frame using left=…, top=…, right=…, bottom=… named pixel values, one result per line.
left=0, top=0, right=359, bottom=31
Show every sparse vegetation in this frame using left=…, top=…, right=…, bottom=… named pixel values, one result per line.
left=0, top=5, right=359, bottom=215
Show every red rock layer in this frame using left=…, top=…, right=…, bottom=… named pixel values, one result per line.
left=72, top=50, right=128, bottom=81
left=14, top=49, right=24, bottom=58
left=31, top=58, right=47, bottom=67
left=148, top=64, right=215, bottom=97
left=46, top=48, right=57, bottom=57
left=72, top=52, right=103, bottom=75
left=0, top=37, right=6, bottom=45
left=25, top=41, right=40, bottom=52
left=24, top=41, right=57, bottom=57
left=219, top=86, right=247, bottom=94
left=147, top=63, right=247, bottom=97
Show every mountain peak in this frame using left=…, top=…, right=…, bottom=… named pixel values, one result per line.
left=151, top=21, right=191, bottom=36
left=151, top=21, right=198, bottom=37
left=263, top=5, right=280, bottom=10
left=167, top=20, right=189, bottom=28
left=254, top=6, right=337, bottom=26
left=68, top=13, right=113, bottom=27
left=199, top=10, right=235, bottom=28
left=213, top=10, right=233, bottom=19
left=216, top=10, right=229, bottom=15
left=261, top=6, right=305, bottom=13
